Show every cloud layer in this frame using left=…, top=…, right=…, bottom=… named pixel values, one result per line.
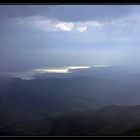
left=13, top=15, right=103, bottom=32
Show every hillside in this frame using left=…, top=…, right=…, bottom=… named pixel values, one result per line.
left=0, top=75, right=140, bottom=136
left=2, top=105, right=140, bottom=136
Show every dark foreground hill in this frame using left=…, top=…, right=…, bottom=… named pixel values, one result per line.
left=2, top=105, right=140, bottom=136
left=0, top=74, right=140, bottom=136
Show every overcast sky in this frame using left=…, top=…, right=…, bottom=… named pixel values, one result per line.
left=1, top=5, right=140, bottom=72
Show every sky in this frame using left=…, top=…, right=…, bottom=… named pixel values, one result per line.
left=1, top=5, right=140, bottom=72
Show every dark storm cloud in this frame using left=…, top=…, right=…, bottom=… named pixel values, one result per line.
left=45, top=5, right=134, bottom=22
left=0, top=5, right=134, bottom=21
